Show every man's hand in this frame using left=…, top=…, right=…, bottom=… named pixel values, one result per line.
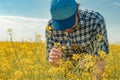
left=94, top=59, right=105, bottom=80
left=48, top=48, right=62, bottom=66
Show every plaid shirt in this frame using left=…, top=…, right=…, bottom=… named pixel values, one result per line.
left=45, top=9, right=109, bottom=58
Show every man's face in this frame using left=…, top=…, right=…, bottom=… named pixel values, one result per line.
left=65, top=13, right=78, bottom=33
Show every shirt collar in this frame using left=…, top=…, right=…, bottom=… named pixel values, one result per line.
left=78, top=9, right=85, bottom=26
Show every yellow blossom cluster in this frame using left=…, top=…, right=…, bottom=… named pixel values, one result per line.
left=0, top=41, right=120, bottom=79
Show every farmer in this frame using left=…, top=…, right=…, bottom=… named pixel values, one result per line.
left=45, top=0, right=109, bottom=79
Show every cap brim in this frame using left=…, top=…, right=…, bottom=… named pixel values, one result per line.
left=52, top=13, right=76, bottom=30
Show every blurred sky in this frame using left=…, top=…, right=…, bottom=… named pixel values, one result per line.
left=0, top=0, right=120, bottom=43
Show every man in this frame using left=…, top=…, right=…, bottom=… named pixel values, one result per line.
left=45, top=0, right=109, bottom=79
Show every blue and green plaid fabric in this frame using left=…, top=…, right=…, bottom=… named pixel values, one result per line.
left=45, top=9, right=109, bottom=58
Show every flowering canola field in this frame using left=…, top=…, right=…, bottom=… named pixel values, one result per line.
left=0, top=41, right=120, bottom=80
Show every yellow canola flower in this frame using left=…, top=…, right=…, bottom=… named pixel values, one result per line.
left=73, top=44, right=79, bottom=50
left=46, top=26, right=53, bottom=31
left=34, top=71, right=39, bottom=77
left=98, top=51, right=106, bottom=59
left=82, top=72, right=90, bottom=78
left=60, top=45, right=66, bottom=51
left=54, top=42, right=60, bottom=48
left=58, top=67, right=66, bottom=74
left=98, top=34, right=104, bottom=40
left=35, top=63, right=41, bottom=69
left=66, top=72, right=78, bottom=79
left=14, top=71, right=23, bottom=79
left=2, top=63, right=11, bottom=72
left=26, top=51, right=34, bottom=57
left=72, top=54, right=80, bottom=60
left=48, top=67, right=59, bottom=75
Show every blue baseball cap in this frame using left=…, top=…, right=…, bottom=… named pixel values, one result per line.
left=50, top=0, right=77, bottom=30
